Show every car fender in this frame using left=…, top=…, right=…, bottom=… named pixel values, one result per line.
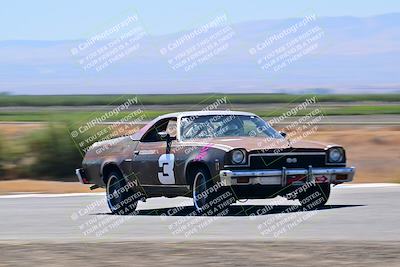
left=183, top=146, right=227, bottom=185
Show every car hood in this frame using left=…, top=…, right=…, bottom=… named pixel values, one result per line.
left=186, top=136, right=337, bottom=152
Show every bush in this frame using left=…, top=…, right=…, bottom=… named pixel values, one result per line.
left=27, top=123, right=83, bottom=178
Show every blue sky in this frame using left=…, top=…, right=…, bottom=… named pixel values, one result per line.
left=1, top=0, right=400, bottom=40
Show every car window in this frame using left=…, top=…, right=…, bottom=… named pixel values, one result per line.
left=242, top=119, right=255, bottom=135
left=180, top=115, right=282, bottom=140
left=142, top=118, right=176, bottom=142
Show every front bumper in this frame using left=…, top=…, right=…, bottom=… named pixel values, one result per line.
left=219, top=166, right=355, bottom=186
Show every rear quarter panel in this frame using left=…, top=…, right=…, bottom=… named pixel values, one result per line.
left=82, top=137, right=139, bottom=186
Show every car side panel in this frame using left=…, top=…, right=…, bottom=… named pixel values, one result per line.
left=130, top=141, right=167, bottom=185
left=82, top=137, right=228, bottom=197
left=82, top=137, right=139, bottom=186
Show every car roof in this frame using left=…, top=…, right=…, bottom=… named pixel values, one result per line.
left=157, top=110, right=257, bottom=119
left=130, top=110, right=258, bottom=141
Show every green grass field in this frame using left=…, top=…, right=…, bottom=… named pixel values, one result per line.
left=1, top=93, right=400, bottom=106
left=0, top=105, right=399, bottom=122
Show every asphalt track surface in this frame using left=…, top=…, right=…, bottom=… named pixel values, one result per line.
left=0, top=184, right=399, bottom=242
left=1, top=184, right=400, bottom=267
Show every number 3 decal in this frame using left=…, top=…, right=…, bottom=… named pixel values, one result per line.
left=158, top=154, right=175, bottom=184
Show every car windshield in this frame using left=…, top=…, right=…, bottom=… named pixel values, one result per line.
left=180, top=115, right=283, bottom=140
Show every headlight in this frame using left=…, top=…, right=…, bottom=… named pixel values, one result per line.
left=328, top=148, right=344, bottom=162
left=231, top=149, right=246, bottom=164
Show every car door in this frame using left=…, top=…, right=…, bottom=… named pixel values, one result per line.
left=131, top=117, right=177, bottom=186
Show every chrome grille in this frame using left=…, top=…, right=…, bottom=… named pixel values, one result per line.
left=249, top=153, right=326, bottom=169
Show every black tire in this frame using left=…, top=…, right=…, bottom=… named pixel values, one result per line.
left=105, top=171, right=142, bottom=215
left=298, top=183, right=331, bottom=209
left=191, top=166, right=235, bottom=216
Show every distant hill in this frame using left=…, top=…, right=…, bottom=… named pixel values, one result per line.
left=0, top=13, right=399, bottom=94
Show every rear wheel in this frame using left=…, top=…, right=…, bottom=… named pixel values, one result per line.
left=298, top=183, right=330, bottom=209
left=191, top=166, right=235, bottom=215
left=105, top=171, right=143, bottom=215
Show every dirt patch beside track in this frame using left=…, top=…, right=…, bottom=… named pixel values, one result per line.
left=0, top=179, right=101, bottom=194
left=1, top=241, right=399, bottom=267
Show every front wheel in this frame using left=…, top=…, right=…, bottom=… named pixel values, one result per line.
left=105, top=171, right=143, bottom=215
left=298, top=183, right=331, bottom=209
left=191, top=167, right=235, bottom=215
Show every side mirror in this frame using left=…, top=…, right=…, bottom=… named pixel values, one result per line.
left=158, top=131, right=170, bottom=141
left=158, top=131, right=175, bottom=153
left=279, top=131, right=287, bottom=138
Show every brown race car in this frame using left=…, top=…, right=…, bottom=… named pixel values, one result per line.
left=76, top=111, right=355, bottom=214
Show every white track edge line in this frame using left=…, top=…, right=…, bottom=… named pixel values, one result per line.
left=0, top=183, right=399, bottom=198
